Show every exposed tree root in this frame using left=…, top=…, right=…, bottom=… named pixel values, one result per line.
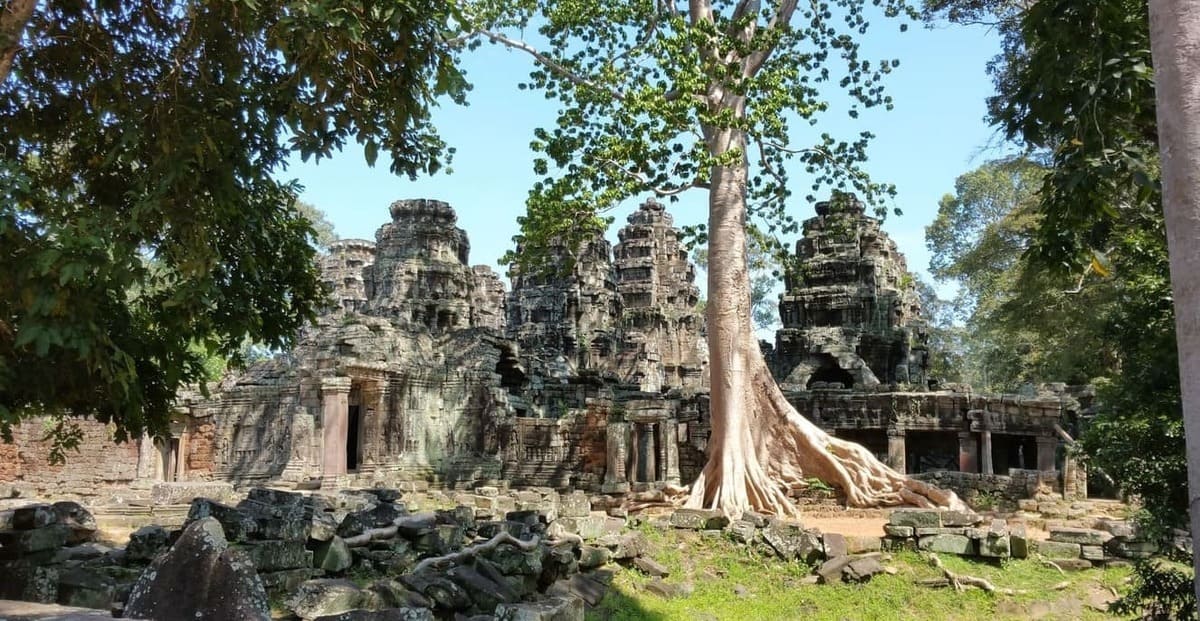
left=344, top=513, right=437, bottom=548
left=923, top=553, right=1026, bottom=595
left=410, top=532, right=542, bottom=575
left=684, top=352, right=966, bottom=519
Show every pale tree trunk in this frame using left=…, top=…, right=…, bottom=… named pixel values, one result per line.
left=1148, top=0, right=1200, bottom=603
left=685, top=119, right=965, bottom=517
left=0, top=0, right=37, bottom=84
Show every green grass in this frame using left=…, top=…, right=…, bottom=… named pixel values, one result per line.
left=588, top=526, right=1131, bottom=621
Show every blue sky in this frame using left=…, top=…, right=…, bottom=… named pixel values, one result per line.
left=283, top=17, right=1005, bottom=290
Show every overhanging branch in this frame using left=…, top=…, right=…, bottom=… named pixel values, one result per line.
left=469, top=28, right=626, bottom=101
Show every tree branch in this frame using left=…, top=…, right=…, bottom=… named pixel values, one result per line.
left=471, top=28, right=625, bottom=101
left=599, top=158, right=704, bottom=196
left=742, top=0, right=799, bottom=76
left=0, top=0, right=39, bottom=84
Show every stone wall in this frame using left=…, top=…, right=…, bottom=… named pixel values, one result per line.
left=0, top=419, right=141, bottom=499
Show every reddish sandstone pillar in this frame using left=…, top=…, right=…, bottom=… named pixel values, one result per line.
left=320, top=377, right=352, bottom=477
left=957, top=431, right=979, bottom=473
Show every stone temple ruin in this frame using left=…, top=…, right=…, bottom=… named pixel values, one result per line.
left=0, top=196, right=1092, bottom=508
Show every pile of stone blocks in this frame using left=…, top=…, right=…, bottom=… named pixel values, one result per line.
left=0, top=501, right=139, bottom=609
left=882, top=509, right=1026, bottom=560
left=1034, top=520, right=1158, bottom=569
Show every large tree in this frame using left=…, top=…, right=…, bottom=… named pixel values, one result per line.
left=1148, top=0, right=1200, bottom=603
left=1, top=0, right=467, bottom=445
left=474, top=0, right=961, bottom=515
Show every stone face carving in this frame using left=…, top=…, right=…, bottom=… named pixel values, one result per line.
left=321, top=239, right=376, bottom=314
left=771, top=193, right=928, bottom=390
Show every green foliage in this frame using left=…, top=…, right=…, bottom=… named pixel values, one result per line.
left=926, top=0, right=1186, bottom=536
left=482, top=0, right=914, bottom=272
left=1112, top=552, right=1197, bottom=621
left=0, top=0, right=467, bottom=445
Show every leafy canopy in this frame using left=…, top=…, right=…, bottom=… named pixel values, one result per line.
left=476, top=0, right=915, bottom=269
left=0, top=0, right=467, bottom=445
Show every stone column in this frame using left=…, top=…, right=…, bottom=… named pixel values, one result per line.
left=602, top=422, right=630, bottom=493
left=886, top=428, right=906, bottom=474
left=1035, top=436, right=1057, bottom=472
left=660, top=422, right=680, bottom=485
left=957, top=431, right=979, bottom=474
left=638, top=424, right=657, bottom=483
left=320, top=377, right=353, bottom=478
left=980, top=430, right=994, bottom=475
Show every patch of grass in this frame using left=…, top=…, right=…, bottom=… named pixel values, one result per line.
left=588, top=526, right=1131, bottom=621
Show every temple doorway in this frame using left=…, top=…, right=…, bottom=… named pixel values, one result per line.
left=347, top=404, right=361, bottom=472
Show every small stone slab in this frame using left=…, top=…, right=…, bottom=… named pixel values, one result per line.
left=940, top=511, right=981, bottom=527
left=918, top=534, right=975, bottom=556
left=1009, top=524, right=1029, bottom=559
left=889, top=510, right=941, bottom=529
left=1048, top=527, right=1112, bottom=546
left=1106, top=539, right=1158, bottom=560
left=816, top=555, right=855, bottom=584
left=1080, top=545, right=1106, bottom=561
left=314, top=537, right=353, bottom=573
left=823, top=533, right=848, bottom=559
left=1037, top=540, right=1082, bottom=559
left=915, top=527, right=966, bottom=537
left=882, top=525, right=913, bottom=538
left=633, top=557, right=670, bottom=578
left=670, top=509, right=729, bottom=531
left=843, top=556, right=885, bottom=583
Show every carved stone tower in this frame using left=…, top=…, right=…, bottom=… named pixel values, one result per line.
left=772, top=194, right=928, bottom=389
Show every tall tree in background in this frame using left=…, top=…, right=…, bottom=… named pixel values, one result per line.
left=1, top=0, right=467, bottom=445
left=1147, top=0, right=1200, bottom=602
left=478, top=0, right=961, bottom=515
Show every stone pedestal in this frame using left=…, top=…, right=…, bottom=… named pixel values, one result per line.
left=957, top=431, right=978, bottom=474
left=886, top=429, right=906, bottom=474
left=1036, top=436, right=1057, bottom=472
left=320, top=377, right=353, bottom=478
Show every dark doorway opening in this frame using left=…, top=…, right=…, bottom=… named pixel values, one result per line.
left=992, top=434, right=1037, bottom=473
left=347, top=405, right=361, bottom=471
left=806, top=354, right=855, bottom=389
left=906, top=431, right=960, bottom=473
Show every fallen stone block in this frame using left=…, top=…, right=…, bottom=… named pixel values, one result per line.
left=669, top=509, right=729, bottom=531
left=917, top=534, right=975, bottom=556
left=1037, top=540, right=1082, bottom=559
left=313, top=609, right=434, bottom=621
left=125, top=517, right=270, bottom=621
left=495, top=595, right=584, bottom=620
left=889, top=510, right=941, bottom=529
left=633, top=557, right=669, bottom=577
left=315, top=536, right=354, bottom=573
left=1048, top=527, right=1112, bottom=546
left=843, top=556, right=885, bottom=583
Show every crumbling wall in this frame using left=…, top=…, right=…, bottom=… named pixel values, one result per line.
left=0, top=418, right=141, bottom=498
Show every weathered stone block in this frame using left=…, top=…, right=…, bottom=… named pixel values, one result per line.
left=555, top=516, right=622, bottom=541
left=188, top=498, right=257, bottom=541
left=312, top=609, right=434, bottom=621
left=917, top=534, right=975, bottom=556
left=315, top=536, right=353, bottom=573
left=843, top=556, right=885, bottom=582
left=12, top=504, right=58, bottom=530
left=727, top=520, right=757, bottom=545
left=1009, top=525, right=1029, bottom=559
left=940, top=511, right=981, bottom=527
left=1106, top=539, right=1158, bottom=560
left=882, top=525, right=914, bottom=538
left=287, top=579, right=365, bottom=620
left=125, top=524, right=171, bottom=563
left=126, top=517, right=270, bottom=621
left=1080, top=545, right=1106, bottom=561
left=845, top=536, right=882, bottom=554
left=578, top=545, right=610, bottom=571
left=761, top=520, right=823, bottom=564
left=56, top=567, right=116, bottom=610
left=889, top=510, right=941, bottom=529
left=0, top=563, right=58, bottom=603
left=494, top=595, right=584, bottom=621
left=1048, top=527, right=1112, bottom=546
left=558, top=492, right=590, bottom=519
left=611, top=532, right=647, bottom=560
left=0, top=524, right=69, bottom=557
left=1037, top=540, right=1082, bottom=559
left=821, top=533, right=847, bottom=558
left=915, top=527, right=966, bottom=537
left=488, top=543, right=544, bottom=576
left=633, top=557, right=669, bottom=577
left=670, top=509, right=729, bottom=531
left=260, top=568, right=322, bottom=594
left=978, top=535, right=1010, bottom=558
left=242, top=540, right=312, bottom=572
